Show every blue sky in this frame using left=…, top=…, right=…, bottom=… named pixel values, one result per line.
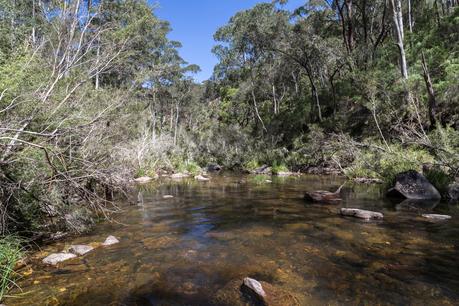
left=152, top=0, right=304, bottom=82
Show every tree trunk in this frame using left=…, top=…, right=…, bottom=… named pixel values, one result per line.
left=173, top=103, right=179, bottom=146
left=390, top=0, right=408, bottom=79
left=421, top=52, right=437, bottom=127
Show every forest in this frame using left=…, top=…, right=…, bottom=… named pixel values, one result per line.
left=0, top=0, right=458, bottom=303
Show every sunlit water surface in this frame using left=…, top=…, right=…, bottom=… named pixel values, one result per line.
left=8, top=174, right=459, bottom=305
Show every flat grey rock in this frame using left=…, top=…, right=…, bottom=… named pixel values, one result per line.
left=194, top=175, right=210, bottom=181
left=340, top=208, right=384, bottom=220
left=170, top=173, right=189, bottom=179
left=43, top=253, right=77, bottom=265
left=102, top=235, right=120, bottom=246
left=421, top=214, right=451, bottom=221
left=69, top=245, right=94, bottom=255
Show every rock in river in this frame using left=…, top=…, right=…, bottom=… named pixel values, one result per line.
left=421, top=214, right=451, bottom=221
left=69, top=245, right=94, bottom=256
left=102, top=235, right=120, bottom=246
left=387, top=170, right=441, bottom=200
left=242, top=277, right=267, bottom=300
left=340, top=208, right=384, bottom=220
left=170, top=172, right=190, bottom=179
left=43, top=253, right=77, bottom=265
left=194, top=175, right=210, bottom=181
left=304, top=184, right=344, bottom=204
left=240, top=277, right=300, bottom=306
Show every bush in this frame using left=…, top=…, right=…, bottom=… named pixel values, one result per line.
left=272, top=162, right=289, bottom=174
left=424, top=167, right=453, bottom=195
left=0, top=236, right=24, bottom=301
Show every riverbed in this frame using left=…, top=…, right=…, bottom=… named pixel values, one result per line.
left=7, top=174, right=459, bottom=305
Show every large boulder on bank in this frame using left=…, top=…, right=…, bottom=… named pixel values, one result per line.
left=207, top=164, right=222, bottom=172
left=387, top=170, right=441, bottom=200
left=43, top=253, right=77, bottom=265
left=253, top=165, right=272, bottom=175
left=447, top=182, right=459, bottom=203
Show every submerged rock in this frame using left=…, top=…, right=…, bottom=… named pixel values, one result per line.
left=102, top=235, right=120, bottom=246
left=68, top=245, right=94, bottom=256
left=42, top=253, right=77, bottom=265
left=340, top=208, right=384, bottom=220
left=421, top=214, right=452, bottom=221
left=387, top=170, right=441, bottom=200
left=395, top=199, right=439, bottom=212
left=194, top=175, right=210, bottom=181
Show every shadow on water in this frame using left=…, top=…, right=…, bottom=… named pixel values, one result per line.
left=8, top=174, right=459, bottom=306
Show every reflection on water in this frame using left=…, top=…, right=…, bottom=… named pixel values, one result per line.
left=8, top=174, right=459, bottom=305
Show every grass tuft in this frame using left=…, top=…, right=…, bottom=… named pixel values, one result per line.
left=0, top=236, right=25, bottom=302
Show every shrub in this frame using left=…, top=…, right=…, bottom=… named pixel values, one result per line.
left=0, top=236, right=24, bottom=301
left=272, top=162, right=289, bottom=174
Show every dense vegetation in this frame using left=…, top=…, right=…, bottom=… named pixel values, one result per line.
left=0, top=0, right=458, bottom=296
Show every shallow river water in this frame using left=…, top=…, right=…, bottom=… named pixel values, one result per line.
left=8, top=174, right=459, bottom=305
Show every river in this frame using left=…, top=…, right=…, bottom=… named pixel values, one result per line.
left=7, top=174, right=459, bottom=305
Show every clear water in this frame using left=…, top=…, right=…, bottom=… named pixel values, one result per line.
left=8, top=174, right=459, bottom=305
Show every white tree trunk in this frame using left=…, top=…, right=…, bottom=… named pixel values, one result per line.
left=390, top=0, right=408, bottom=79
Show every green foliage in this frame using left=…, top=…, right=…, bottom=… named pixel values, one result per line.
left=0, top=236, right=24, bottom=301
left=271, top=162, right=289, bottom=174
left=424, top=167, right=453, bottom=194
left=345, top=144, right=435, bottom=185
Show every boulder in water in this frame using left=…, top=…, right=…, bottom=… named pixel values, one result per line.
left=387, top=170, right=441, bottom=200
left=340, top=208, right=384, bottom=220
left=242, top=277, right=266, bottom=300
left=240, top=277, right=300, bottom=306
left=170, top=172, right=189, bottom=179
left=102, top=235, right=119, bottom=246
left=42, top=253, right=77, bottom=265
left=69, top=245, right=94, bottom=256
left=194, top=175, right=210, bottom=181
left=421, top=214, right=451, bottom=221
left=304, top=184, right=344, bottom=204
